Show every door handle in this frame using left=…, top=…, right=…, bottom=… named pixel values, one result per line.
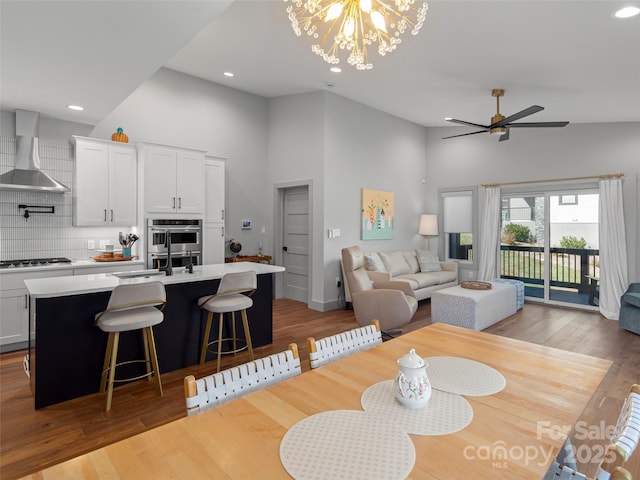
left=110, top=209, right=114, bottom=222
left=104, top=209, right=107, bottom=221
left=179, top=197, right=182, bottom=209
left=221, top=209, right=225, bottom=220
left=283, top=246, right=288, bottom=251
left=173, top=197, right=176, bottom=209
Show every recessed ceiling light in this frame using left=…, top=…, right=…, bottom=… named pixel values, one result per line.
left=223, top=72, right=234, bottom=77
left=67, top=105, right=84, bottom=111
left=330, top=67, right=342, bottom=73
left=614, top=6, right=640, bottom=18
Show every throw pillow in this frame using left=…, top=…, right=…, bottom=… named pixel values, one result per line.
left=403, top=251, right=420, bottom=273
left=416, top=249, right=442, bottom=273
left=364, top=253, right=386, bottom=272
left=379, top=252, right=411, bottom=276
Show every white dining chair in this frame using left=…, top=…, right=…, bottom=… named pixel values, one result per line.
left=184, top=343, right=301, bottom=415
left=544, top=383, right=639, bottom=480
left=307, top=319, right=382, bottom=369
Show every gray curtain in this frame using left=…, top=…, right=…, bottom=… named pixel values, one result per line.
left=598, top=177, right=628, bottom=320
left=478, top=186, right=501, bottom=281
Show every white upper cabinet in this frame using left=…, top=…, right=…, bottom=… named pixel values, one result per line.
left=73, top=137, right=137, bottom=226
left=139, top=143, right=205, bottom=215
left=204, top=157, right=225, bottom=223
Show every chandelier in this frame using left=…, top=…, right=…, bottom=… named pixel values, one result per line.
left=285, top=0, right=429, bottom=70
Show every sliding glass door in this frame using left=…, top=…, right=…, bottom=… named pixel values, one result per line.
left=500, top=189, right=599, bottom=308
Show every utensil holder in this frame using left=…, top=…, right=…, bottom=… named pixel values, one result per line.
left=122, top=247, right=132, bottom=258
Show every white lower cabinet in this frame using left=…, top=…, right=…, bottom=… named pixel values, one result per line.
left=204, top=224, right=225, bottom=265
left=0, top=269, right=72, bottom=352
left=0, top=290, right=29, bottom=349
left=0, top=263, right=142, bottom=352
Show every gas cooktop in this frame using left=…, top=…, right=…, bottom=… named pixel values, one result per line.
left=0, top=257, right=72, bottom=269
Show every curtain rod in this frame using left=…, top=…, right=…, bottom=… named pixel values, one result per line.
left=481, top=173, right=624, bottom=188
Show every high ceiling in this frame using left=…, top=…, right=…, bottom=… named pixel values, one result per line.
left=2, top=0, right=639, bottom=129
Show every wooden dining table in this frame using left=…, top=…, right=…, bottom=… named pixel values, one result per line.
left=20, top=323, right=612, bottom=479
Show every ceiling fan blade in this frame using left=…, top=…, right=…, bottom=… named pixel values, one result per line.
left=499, top=128, right=510, bottom=142
left=491, top=105, right=544, bottom=127
left=445, top=118, right=489, bottom=129
left=442, top=130, right=487, bottom=140
left=507, top=121, right=570, bottom=128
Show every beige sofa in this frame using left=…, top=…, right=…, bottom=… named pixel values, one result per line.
left=342, top=249, right=458, bottom=303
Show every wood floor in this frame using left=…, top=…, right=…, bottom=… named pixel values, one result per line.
left=1, top=299, right=639, bottom=479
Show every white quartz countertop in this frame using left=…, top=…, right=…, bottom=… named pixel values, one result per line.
left=0, top=258, right=144, bottom=274
left=24, top=262, right=285, bottom=298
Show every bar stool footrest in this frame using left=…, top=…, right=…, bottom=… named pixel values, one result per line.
left=205, top=337, right=249, bottom=356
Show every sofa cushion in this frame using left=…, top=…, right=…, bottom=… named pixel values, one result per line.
left=364, top=253, right=386, bottom=272
left=622, top=291, right=640, bottom=308
left=396, top=273, right=439, bottom=289
left=379, top=252, right=411, bottom=276
left=416, top=250, right=442, bottom=273
left=427, top=270, right=458, bottom=285
left=402, top=251, right=420, bottom=273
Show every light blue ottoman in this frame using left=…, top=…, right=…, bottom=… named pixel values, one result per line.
left=492, top=278, right=525, bottom=310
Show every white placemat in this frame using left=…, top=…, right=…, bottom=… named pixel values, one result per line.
left=426, top=356, right=506, bottom=396
left=280, top=410, right=415, bottom=480
left=360, top=380, right=473, bottom=436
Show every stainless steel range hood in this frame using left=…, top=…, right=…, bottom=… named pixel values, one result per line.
left=0, top=110, right=70, bottom=193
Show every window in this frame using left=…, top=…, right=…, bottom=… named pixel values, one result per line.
left=441, top=189, right=476, bottom=263
left=559, top=195, right=578, bottom=205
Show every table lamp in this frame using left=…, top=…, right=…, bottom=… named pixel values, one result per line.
left=419, top=214, right=438, bottom=251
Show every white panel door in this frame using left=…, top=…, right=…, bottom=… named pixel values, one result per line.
left=283, top=186, right=309, bottom=303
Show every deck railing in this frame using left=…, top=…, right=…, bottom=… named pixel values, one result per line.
left=500, top=245, right=599, bottom=293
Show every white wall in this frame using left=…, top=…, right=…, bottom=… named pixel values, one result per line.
left=323, top=94, right=429, bottom=308
left=267, top=92, right=429, bottom=311
left=424, top=122, right=640, bottom=282
left=267, top=92, right=325, bottom=307
left=91, top=68, right=270, bottom=254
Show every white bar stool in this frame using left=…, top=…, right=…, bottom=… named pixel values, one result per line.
left=95, top=281, right=166, bottom=412
left=198, top=270, right=256, bottom=372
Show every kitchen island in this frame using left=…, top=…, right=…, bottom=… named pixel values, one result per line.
left=24, top=263, right=284, bottom=409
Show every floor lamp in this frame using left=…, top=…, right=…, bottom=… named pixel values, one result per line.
left=419, top=214, right=438, bottom=251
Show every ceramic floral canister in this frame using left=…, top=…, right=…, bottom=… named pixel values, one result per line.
left=395, top=348, right=432, bottom=409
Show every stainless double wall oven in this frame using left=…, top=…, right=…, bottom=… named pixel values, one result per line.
left=146, top=219, right=202, bottom=270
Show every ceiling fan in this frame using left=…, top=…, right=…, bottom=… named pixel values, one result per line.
left=442, top=89, right=569, bottom=142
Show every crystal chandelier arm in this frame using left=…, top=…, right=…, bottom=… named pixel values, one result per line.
left=285, top=0, right=428, bottom=69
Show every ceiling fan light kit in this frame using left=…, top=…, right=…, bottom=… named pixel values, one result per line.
left=443, top=88, right=569, bottom=142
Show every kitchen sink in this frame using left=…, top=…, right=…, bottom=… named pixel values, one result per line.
left=112, top=269, right=164, bottom=279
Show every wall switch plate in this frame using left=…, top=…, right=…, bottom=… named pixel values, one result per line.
left=87, top=240, right=95, bottom=250
left=468, top=271, right=473, bottom=279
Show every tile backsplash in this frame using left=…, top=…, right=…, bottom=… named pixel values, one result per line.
left=0, top=137, right=136, bottom=261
